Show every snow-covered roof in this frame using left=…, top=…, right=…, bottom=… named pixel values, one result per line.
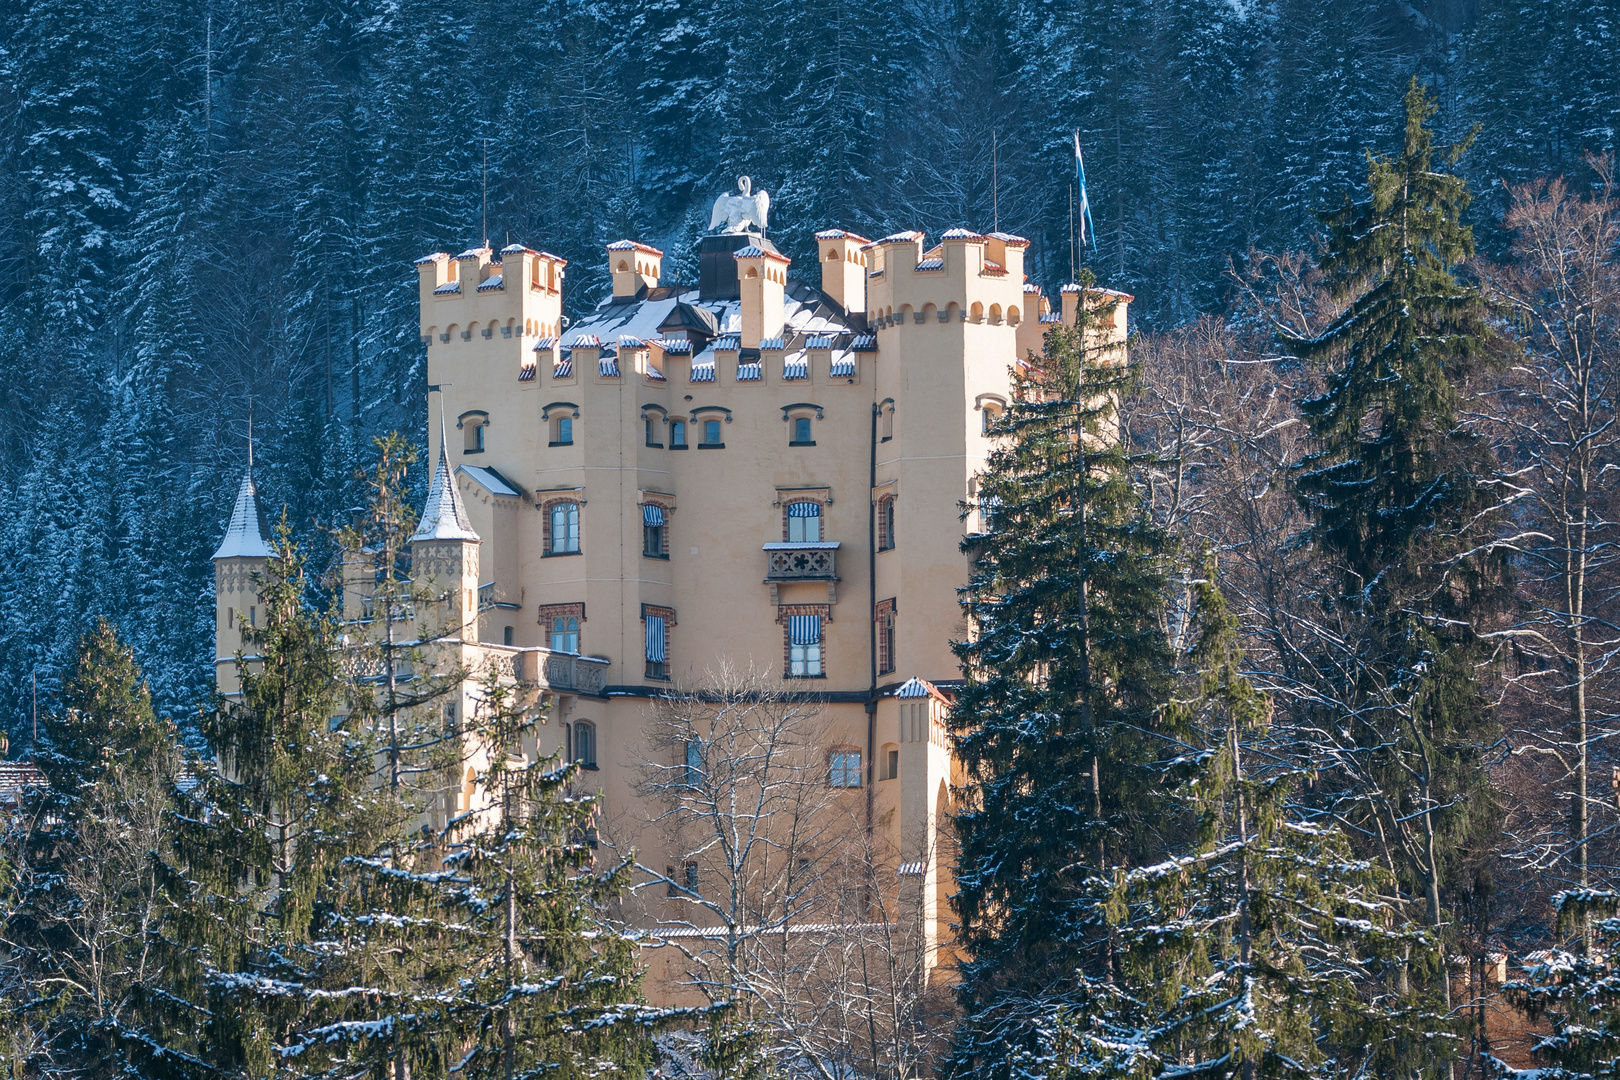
left=606, top=239, right=664, bottom=256
left=829, top=355, right=855, bottom=377
left=981, top=261, right=1007, bottom=276
left=805, top=335, right=834, bottom=349
left=618, top=335, right=646, bottom=350
left=599, top=357, right=621, bottom=377
left=714, top=333, right=741, bottom=351
left=734, top=245, right=789, bottom=261
left=868, top=230, right=923, bottom=248
left=941, top=228, right=984, bottom=241
left=518, top=365, right=535, bottom=382
left=894, top=676, right=949, bottom=703
left=1024, top=283, right=1041, bottom=293
left=553, top=358, right=573, bottom=378
left=569, top=334, right=601, bottom=348
left=413, top=252, right=449, bottom=265
left=455, top=247, right=491, bottom=260
left=411, top=433, right=479, bottom=543
left=851, top=334, right=877, bottom=352
left=457, top=464, right=520, bottom=498
left=690, top=362, right=715, bottom=383
left=659, top=338, right=693, bottom=355
left=814, top=229, right=872, bottom=243
left=533, top=337, right=558, bottom=351
left=476, top=275, right=503, bottom=292
left=986, top=231, right=1030, bottom=246
left=213, top=469, right=274, bottom=560
left=758, top=336, right=785, bottom=351
left=915, top=258, right=944, bottom=271
left=433, top=281, right=462, bottom=295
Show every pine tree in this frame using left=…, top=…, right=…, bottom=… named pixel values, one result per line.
left=1282, top=80, right=1506, bottom=1016
left=946, top=283, right=1175, bottom=1078
left=5, top=619, right=181, bottom=1079
left=1506, top=889, right=1620, bottom=1080
left=128, top=517, right=398, bottom=1080
left=277, top=671, right=661, bottom=1080
left=1043, top=560, right=1444, bottom=1080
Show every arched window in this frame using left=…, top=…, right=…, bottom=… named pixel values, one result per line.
left=791, top=416, right=813, bottom=445
left=549, top=502, right=580, bottom=554
left=551, top=415, right=573, bottom=445
left=503, top=625, right=514, bottom=646
left=786, top=501, right=822, bottom=543
left=878, top=495, right=896, bottom=551
left=550, top=614, right=580, bottom=653
left=982, top=403, right=1003, bottom=435
left=669, top=420, right=687, bottom=448
left=574, top=720, right=596, bottom=768
left=462, top=766, right=477, bottom=813
left=464, top=417, right=486, bottom=453
left=881, top=402, right=894, bottom=442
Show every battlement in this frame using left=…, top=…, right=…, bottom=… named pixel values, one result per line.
left=417, top=245, right=567, bottom=349
left=860, top=228, right=1032, bottom=337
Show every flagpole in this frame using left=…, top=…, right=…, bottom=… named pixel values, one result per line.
left=1068, top=183, right=1075, bottom=284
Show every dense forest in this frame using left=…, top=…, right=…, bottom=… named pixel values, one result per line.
left=0, top=0, right=1615, bottom=722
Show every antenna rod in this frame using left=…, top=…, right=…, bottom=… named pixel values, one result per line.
left=32, top=672, right=37, bottom=753
left=991, top=130, right=999, bottom=232
left=482, top=139, right=489, bottom=248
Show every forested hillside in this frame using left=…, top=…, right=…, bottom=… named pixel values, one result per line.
left=0, top=0, right=1614, bottom=723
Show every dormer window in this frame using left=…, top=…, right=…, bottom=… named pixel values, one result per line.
left=459, top=411, right=489, bottom=454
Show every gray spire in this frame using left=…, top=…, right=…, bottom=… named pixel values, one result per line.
left=212, top=468, right=273, bottom=560
left=411, top=399, right=480, bottom=543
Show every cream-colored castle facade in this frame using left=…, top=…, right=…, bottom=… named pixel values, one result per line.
left=212, top=188, right=1128, bottom=1003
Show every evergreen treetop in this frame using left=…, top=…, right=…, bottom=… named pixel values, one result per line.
left=948, top=283, right=1175, bottom=1077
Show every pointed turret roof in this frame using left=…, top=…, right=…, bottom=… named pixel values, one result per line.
left=212, top=469, right=273, bottom=560
left=411, top=410, right=480, bottom=543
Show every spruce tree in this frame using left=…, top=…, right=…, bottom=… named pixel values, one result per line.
left=947, top=283, right=1175, bottom=1078
left=6, top=619, right=181, bottom=1079
left=129, top=517, right=398, bottom=1080
left=278, top=671, right=659, bottom=1080
left=1282, top=80, right=1505, bottom=1020
left=1506, top=889, right=1620, bottom=1080
left=1045, top=560, right=1442, bottom=1080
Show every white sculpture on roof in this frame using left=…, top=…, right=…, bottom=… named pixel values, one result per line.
left=709, top=175, right=769, bottom=234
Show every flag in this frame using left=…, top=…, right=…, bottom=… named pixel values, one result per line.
left=1074, top=130, right=1096, bottom=251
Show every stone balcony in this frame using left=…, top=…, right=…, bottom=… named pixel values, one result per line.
left=764, top=541, right=840, bottom=580
left=763, top=541, right=840, bottom=605
left=479, top=646, right=610, bottom=697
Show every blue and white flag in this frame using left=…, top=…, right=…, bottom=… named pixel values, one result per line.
left=1074, top=130, right=1096, bottom=251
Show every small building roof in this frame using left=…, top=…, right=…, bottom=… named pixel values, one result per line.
left=606, top=239, right=665, bottom=256
left=894, top=676, right=950, bottom=703
left=456, top=464, right=521, bottom=499
left=213, top=469, right=274, bottom=560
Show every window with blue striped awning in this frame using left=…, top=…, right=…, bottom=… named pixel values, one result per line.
left=643, top=503, right=665, bottom=527
left=788, top=614, right=821, bottom=645
left=645, top=615, right=667, bottom=662
left=786, top=501, right=820, bottom=518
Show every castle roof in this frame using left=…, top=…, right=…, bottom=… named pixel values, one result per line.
left=213, top=469, right=273, bottom=561
left=411, top=421, right=479, bottom=543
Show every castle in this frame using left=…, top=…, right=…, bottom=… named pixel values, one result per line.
left=212, top=181, right=1130, bottom=1002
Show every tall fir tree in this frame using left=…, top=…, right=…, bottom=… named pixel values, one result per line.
left=947, top=283, right=1175, bottom=1078
left=128, top=518, right=399, bottom=1080
left=1283, top=80, right=1506, bottom=1011
left=1045, top=560, right=1446, bottom=1080
left=6, top=620, right=181, bottom=1079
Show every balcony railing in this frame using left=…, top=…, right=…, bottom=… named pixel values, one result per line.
left=763, top=541, right=841, bottom=581
left=506, top=647, right=610, bottom=696
left=478, top=581, right=521, bottom=612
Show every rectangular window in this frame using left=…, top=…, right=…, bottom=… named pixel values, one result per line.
left=684, top=739, right=704, bottom=788
left=684, top=861, right=700, bottom=895
left=645, top=417, right=662, bottom=447
left=642, top=503, right=667, bottom=558
left=670, top=420, right=687, bottom=448
left=876, top=599, right=896, bottom=676
left=788, top=614, right=823, bottom=677
left=885, top=748, right=899, bottom=780
left=701, top=418, right=723, bottom=447
left=549, top=502, right=580, bottom=554
left=550, top=616, right=579, bottom=653
left=786, top=501, right=822, bottom=543
left=551, top=415, right=574, bottom=446
left=645, top=614, right=668, bottom=679
left=829, top=751, right=862, bottom=788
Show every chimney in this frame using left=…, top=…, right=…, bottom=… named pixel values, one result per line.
left=985, top=231, right=1029, bottom=284
left=815, top=229, right=870, bottom=316
left=735, top=243, right=790, bottom=349
left=607, top=240, right=663, bottom=300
